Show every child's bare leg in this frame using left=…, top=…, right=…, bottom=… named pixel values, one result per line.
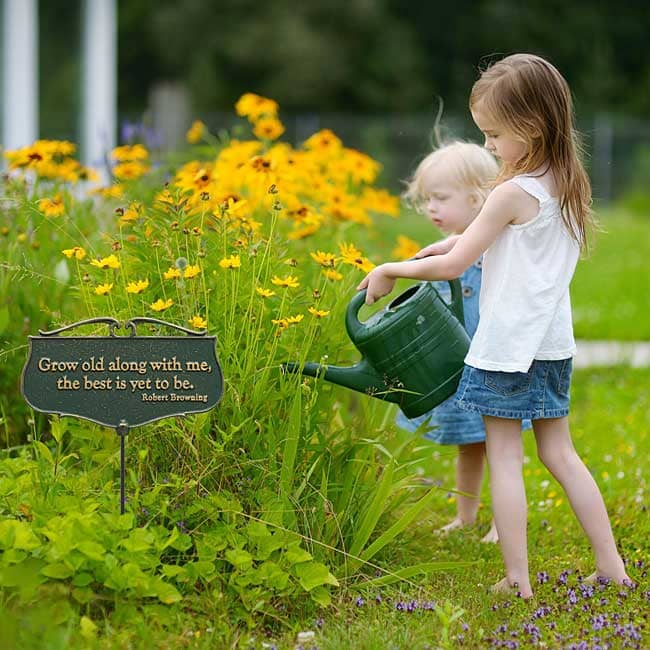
left=533, top=417, right=630, bottom=584
left=484, top=416, right=533, bottom=598
left=438, top=442, right=485, bottom=533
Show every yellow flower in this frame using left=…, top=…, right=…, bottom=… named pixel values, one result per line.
left=189, top=315, right=207, bottom=329
left=221, top=197, right=248, bottom=216
left=303, top=129, right=342, bottom=154
left=308, top=307, right=330, bottom=318
left=186, top=120, right=206, bottom=144
left=38, top=194, right=65, bottom=217
left=285, top=314, right=304, bottom=325
left=271, top=275, right=300, bottom=289
left=253, top=117, right=285, bottom=141
left=272, top=318, right=289, bottom=330
left=113, top=161, right=150, bottom=180
left=94, top=283, right=113, bottom=296
left=310, top=251, right=336, bottom=267
left=219, top=255, right=241, bottom=269
left=392, top=235, right=420, bottom=260
left=163, top=267, right=181, bottom=280
left=183, top=264, right=201, bottom=279
left=338, top=242, right=374, bottom=272
left=126, top=279, right=149, bottom=294
left=118, top=202, right=142, bottom=225
left=111, top=144, right=149, bottom=161
left=150, top=298, right=173, bottom=312
left=256, top=287, right=276, bottom=298
left=235, top=93, right=279, bottom=121
left=323, top=269, right=343, bottom=281
left=90, top=254, right=120, bottom=270
left=62, top=246, right=86, bottom=260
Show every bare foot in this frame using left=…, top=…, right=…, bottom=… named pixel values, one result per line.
left=491, top=577, right=534, bottom=600
left=481, top=521, right=499, bottom=544
left=436, top=517, right=470, bottom=535
left=584, top=570, right=634, bottom=587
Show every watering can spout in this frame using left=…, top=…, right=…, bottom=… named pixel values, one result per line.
left=282, top=359, right=401, bottom=404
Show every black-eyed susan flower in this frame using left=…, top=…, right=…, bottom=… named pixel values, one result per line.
left=111, top=144, right=148, bottom=161
left=253, top=117, right=285, bottom=141
left=150, top=298, right=173, bottom=312
left=163, top=267, right=181, bottom=280
left=308, top=307, right=330, bottom=318
left=38, top=195, right=65, bottom=217
left=392, top=235, right=420, bottom=261
left=62, top=246, right=86, bottom=260
left=285, top=314, right=304, bottom=325
left=256, top=287, right=276, bottom=298
left=310, top=251, right=336, bottom=267
left=189, top=315, right=207, bottom=329
left=186, top=120, right=206, bottom=144
left=271, top=275, right=299, bottom=289
left=94, top=283, right=113, bottom=296
left=303, top=129, right=342, bottom=154
left=113, top=161, right=150, bottom=181
left=219, top=255, right=241, bottom=269
left=235, top=93, right=279, bottom=121
left=126, top=279, right=149, bottom=294
left=90, top=254, right=120, bottom=270
left=183, top=264, right=201, bottom=279
left=323, top=269, right=343, bottom=281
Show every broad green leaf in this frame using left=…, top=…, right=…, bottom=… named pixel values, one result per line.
left=72, top=572, right=94, bottom=587
left=285, top=546, right=312, bottom=564
left=149, top=577, right=182, bottom=604
left=79, top=616, right=98, bottom=640
left=41, top=562, right=74, bottom=579
left=310, top=585, right=332, bottom=606
left=256, top=561, right=290, bottom=591
left=120, top=527, right=154, bottom=553
left=294, top=560, right=339, bottom=591
left=33, top=440, right=54, bottom=465
left=0, top=520, right=41, bottom=551
left=225, top=548, right=253, bottom=569
left=77, top=540, right=105, bottom=562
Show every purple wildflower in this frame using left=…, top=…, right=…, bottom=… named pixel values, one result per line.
left=537, top=571, right=550, bottom=584
left=375, top=594, right=382, bottom=604
left=314, top=617, right=324, bottom=629
left=355, top=596, right=365, bottom=607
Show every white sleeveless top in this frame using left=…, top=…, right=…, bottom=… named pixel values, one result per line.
left=465, top=174, right=580, bottom=372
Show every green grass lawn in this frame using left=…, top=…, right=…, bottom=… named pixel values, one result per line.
left=371, top=205, right=650, bottom=341
left=268, top=366, right=649, bottom=649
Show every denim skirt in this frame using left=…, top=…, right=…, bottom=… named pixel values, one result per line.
left=455, top=358, right=572, bottom=420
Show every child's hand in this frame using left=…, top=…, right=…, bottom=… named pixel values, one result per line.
left=357, top=264, right=396, bottom=305
left=415, top=235, right=460, bottom=258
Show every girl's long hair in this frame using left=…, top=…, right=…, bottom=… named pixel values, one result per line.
left=470, top=53, right=596, bottom=251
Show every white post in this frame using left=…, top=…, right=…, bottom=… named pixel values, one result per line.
left=2, top=0, right=39, bottom=150
left=81, top=0, right=117, bottom=178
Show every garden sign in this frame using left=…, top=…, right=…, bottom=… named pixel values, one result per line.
left=21, top=317, right=223, bottom=513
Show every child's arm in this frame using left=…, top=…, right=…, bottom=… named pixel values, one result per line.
left=358, top=183, right=521, bottom=304
left=415, top=235, right=460, bottom=258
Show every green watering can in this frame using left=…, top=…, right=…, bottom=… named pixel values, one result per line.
left=284, top=280, right=470, bottom=418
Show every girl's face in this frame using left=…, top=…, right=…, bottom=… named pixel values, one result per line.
left=421, top=174, right=480, bottom=235
left=471, top=105, right=528, bottom=165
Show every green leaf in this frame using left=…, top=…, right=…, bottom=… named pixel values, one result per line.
left=225, top=548, right=253, bottom=570
left=120, top=527, right=154, bottom=553
left=351, top=561, right=478, bottom=588
left=294, top=561, right=339, bottom=591
left=280, top=390, right=301, bottom=498
left=256, top=561, right=290, bottom=591
left=0, top=519, right=41, bottom=551
left=285, top=546, right=312, bottom=564
left=348, top=460, right=395, bottom=558
left=349, top=487, right=440, bottom=572
left=0, top=306, right=9, bottom=336
left=34, top=440, right=54, bottom=465
left=77, top=540, right=106, bottom=562
left=72, top=572, right=94, bottom=587
left=310, top=585, right=332, bottom=606
left=79, top=616, right=98, bottom=640
left=149, top=577, right=182, bottom=604
left=41, top=562, right=75, bottom=579
left=169, top=532, right=192, bottom=552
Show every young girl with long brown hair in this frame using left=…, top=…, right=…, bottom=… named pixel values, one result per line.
left=358, top=53, right=630, bottom=599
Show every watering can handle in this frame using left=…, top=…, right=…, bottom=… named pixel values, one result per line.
left=345, top=289, right=368, bottom=340
left=446, top=278, right=465, bottom=328
left=347, top=277, right=466, bottom=337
